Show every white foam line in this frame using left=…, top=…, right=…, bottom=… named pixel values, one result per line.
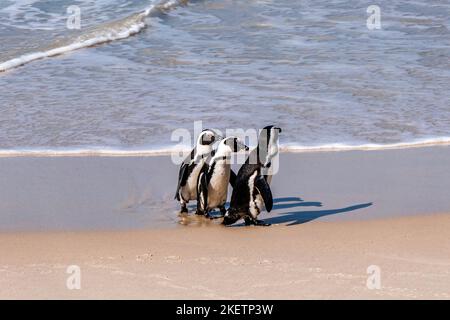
left=280, top=137, right=450, bottom=153
left=1, top=138, right=450, bottom=157
left=0, top=19, right=147, bottom=72
left=0, top=146, right=191, bottom=158
left=0, top=0, right=188, bottom=73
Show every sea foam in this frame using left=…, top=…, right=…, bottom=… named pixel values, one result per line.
left=0, top=0, right=187, bottom=72
left=1, top=137, right=450, bottom=157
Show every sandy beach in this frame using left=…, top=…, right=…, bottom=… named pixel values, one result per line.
left=2, top=0, right=450, bottom=302
left=0, top=146, right=449, bottom=299
left=0, top=214, right=449, bottom=299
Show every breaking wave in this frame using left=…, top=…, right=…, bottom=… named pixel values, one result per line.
left=1, top=137, right=450, bottom=157
left=0, top=0, right=188, bottom=72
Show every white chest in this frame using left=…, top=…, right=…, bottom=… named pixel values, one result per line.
left=207, top=163, right=230, bottom=208
left=248, top=172, right=265, bottom=218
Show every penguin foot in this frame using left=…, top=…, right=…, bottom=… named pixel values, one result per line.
left=203, top=212, right=212, bottom=219
left=244, top=218, right=271, bottom=226
left=244, top=217, right=253, bottom=226
left=180, top=206, right=188, bottom=214
left=254, top=219, right=271, bottom=227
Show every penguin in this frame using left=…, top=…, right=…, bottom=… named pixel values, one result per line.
left=196, top=137, right=249, bottom=218
left=222, top=125, right=282, bottom=226
left=175, top=129, right=218, bottom=213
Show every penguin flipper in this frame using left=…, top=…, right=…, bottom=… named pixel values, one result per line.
left=175, top=162, right=189, bottom=200
left=229, top=169, right=237, bottom=188
left=197, top=168, right=209, bottom=213
left=175, top=149, right=197, bottom=200
left=254, top=175, right=273, bottom=212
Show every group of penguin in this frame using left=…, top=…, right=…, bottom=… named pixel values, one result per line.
left=175, top=125, right=282, bottom=226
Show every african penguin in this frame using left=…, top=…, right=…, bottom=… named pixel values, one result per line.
left=222, top=125, right=282, bottom=226
left=196, top=137, right=249, bottom=218
left=175, top=129, right=218, bottom=213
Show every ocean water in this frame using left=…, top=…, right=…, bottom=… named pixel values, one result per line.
left=1, top=0, right=450, bottom=153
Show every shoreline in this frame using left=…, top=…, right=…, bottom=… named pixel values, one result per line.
left=1, top=138, right=450, bottom=157
left=1, top=146, right=450, bottom=232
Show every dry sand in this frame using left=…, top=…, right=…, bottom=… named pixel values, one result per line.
left=0, top=214, right=449, bottom=299
left=0, top=146, right=449, bottom=299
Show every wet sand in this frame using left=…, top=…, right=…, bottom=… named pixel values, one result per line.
left=1, top=146, right=450, bottom=231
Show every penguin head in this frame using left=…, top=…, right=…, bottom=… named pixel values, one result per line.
left=197, top=129, right=217, bottom=147
left=218, top=137, right=249, bottom=155
left=259, top=125, right=282, bottom=148
left=256, top=125, right=282, bottom=164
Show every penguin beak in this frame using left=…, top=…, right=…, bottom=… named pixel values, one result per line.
left=234, top=139, right=249, bottom=152
left=201, top=134, right=215, bottom=145
left=275, top=127, right=282, bottom=133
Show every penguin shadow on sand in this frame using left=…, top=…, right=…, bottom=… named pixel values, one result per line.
left=183, top=197, right=372, bottom=227
left=255, top=197, right=372, bottom=227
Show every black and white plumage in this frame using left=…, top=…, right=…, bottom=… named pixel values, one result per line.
left=175, top=129, right=217, bottom=213
left=222, top=125, right=282, bottom=226
left=196, top=137, right=248, bottom=218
